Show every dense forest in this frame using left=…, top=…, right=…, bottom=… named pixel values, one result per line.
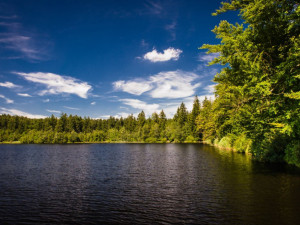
left=0, top=97, right=202, bottom=144
left=1, top=0, right=299, bottom=167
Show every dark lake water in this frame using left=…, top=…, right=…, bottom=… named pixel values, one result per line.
left=0, top=144, right=300, bottom=224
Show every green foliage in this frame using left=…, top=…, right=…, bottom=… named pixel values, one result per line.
left=145, top=137, right=157, bottom=143
left=218, top=136, right=232, bottom=149
left=285, top=141, right=300, bottom=167
left=185, top=135, right=197, bottom=143
left=233, top=133, right=252, bottom=153
left=198, top=0, right=300, bottom=166
left=0, top=99, right=201, bottom=144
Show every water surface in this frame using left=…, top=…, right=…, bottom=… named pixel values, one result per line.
left=0, top=144, right=299, bottom=224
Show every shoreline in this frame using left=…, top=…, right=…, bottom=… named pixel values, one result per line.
left=0, top=141, right=203, bottom=144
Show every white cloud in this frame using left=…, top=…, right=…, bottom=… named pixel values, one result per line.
left=91, top=101, right=96, bottom=105
left=64, top=106, right=80, bottom=110
left=95, top=115, right=111, bottom=119
left=17, top=93, right=32, bottom=97
left=0, top=94, right=14, bottom=104
left=0, top=81, right=21, bottom=88
left=43, top=99, right=50, bottom=103
left=198, top=53, right=220, bottom=62
left=113, top=70, right=201, bottom=99
left=143, top=47, right=182, bottom=62
left=120, top=98, right=160, bottom=116
left=15, top=72, right=92, bottom=99
left=46, top=109, right=61, bottom=114
left=149, top=71, right=201, bottom=98
left=114, top=112, right=131, bottom=119
left=113, top=80, right=152, bottom=95
left=0, top=107, right=46, bottom=118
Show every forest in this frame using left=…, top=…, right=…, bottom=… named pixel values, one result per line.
left=0, top=0, right=299, bottom=167
left=0, top=98, right=202, bottom=145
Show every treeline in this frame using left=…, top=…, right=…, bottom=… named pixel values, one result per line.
left=0, top=97, right=202, bottom=144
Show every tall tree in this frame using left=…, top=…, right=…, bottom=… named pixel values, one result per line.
left=188, top=96, right=201, bottom=138
left=201, top=0, right=300, bottom=164
left=174, top=102, right=188, bottom=128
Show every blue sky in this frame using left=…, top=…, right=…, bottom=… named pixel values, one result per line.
left=0, top=0, right=240, bottom=118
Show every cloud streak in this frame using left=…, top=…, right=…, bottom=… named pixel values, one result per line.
left=0, top=107, right=46, bottom=118
left=64, top=106, right=80, bottom=110
left=15, top=72, right=92, bottom=99
left=0, top=94, right=14, bottom=104
left=120, top=98, right=160, bottom=116
left=17, top=93, right=32, bottom=97
left=198, top=53, right=220, bottom=63
left=46, top=109, right=61, bottom=114
left=143, top=47, right=182, bottom=62
left=0, top=81, right=21, bottom=88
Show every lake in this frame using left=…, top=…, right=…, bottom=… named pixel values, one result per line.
left=0, top=144, right=300, bottom=224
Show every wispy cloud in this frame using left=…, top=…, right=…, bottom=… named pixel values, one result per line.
left=0, top=107, right=46, bottom=118
left=15, top=72, right=92, bottom=99
left=140, top=39, right=149, bottom=48
left=0, top=18, right=51, bottom=61
left=0, top=94, right=14, bottom=104
left=46, top=109, right=61, bottom=114
left=143, top=47, right=182, bottom=62
left=91, top=101, right=96, bottom=105
left=0, top=15, right=18, bottom=20
left=0, top=81, right=21, bottom=88
left=144, top=0, right=164, bottom=15
left=204, top=84, right=216, bottom=94
left=17, top=93, right=32, bottom=97
left=198, top=53, right=220, bottom=63
left=96, top=115, right=111, bottom=119
left=113, top=112, right=131, bottom=119
left=64, top=106, right=80, bottom=110
left=165, top=21, right=176, bottom=41
left=120, top=98, right=160, bottom=116
left=113, top=70, right=201, bottom=99
left=43, top=99, right=50, bottom=103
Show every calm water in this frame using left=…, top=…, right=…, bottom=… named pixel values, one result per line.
left=0, top=144, right=300, bottom=225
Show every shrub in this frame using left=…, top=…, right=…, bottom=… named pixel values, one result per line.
left=218, top=136, right=232, bottom=149
left=145, top=137, right=157, bottom=143
left=233, top=133, right=252, bottom=153
left=185, top=135, right=196, bottom=143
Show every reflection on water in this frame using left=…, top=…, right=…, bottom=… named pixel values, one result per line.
left=0, top=143, right=299, bottom=224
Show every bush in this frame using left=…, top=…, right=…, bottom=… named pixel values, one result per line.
left=218, top=136, right=232, bottom=149
left=160, top=137, right=167, bottom=143
left=185, top=135, right=196, bottom=143
left=233, top=133, right=252, bottom=153
left=145, top=137, right=157, bottom=143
